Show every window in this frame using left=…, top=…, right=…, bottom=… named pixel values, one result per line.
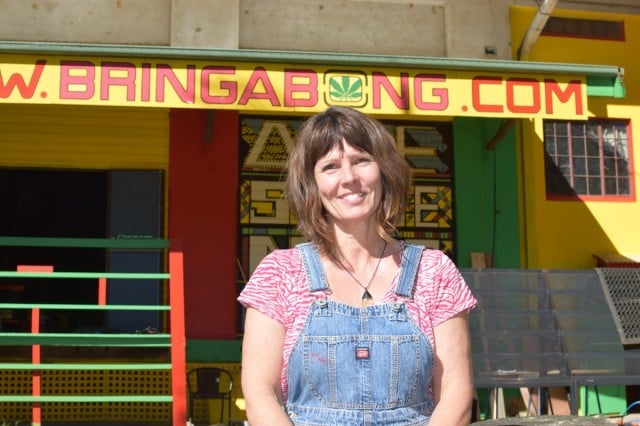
left=543, top=119, right=633, bottom=200
left=542, top=17, right=625, bottom=41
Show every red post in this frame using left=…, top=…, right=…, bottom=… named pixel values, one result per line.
left=169, top=251, right=187, bottom=425
left=31, top=307, right=42, bottom=425
left=18, top=265, right=53, bottom=426
left=98, top=277, right=107, bottom=305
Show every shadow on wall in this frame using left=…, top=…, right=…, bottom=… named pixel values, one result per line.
left=533, top=125, right=625, bottom=268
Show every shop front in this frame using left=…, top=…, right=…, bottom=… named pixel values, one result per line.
left=0, top=42, right=624, bottom=423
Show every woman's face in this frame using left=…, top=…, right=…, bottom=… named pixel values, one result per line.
left=313, top=139, right=382, bottom=226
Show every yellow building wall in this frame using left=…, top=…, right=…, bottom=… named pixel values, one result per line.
left=0, top=104, right=169, bottom=170
left=511, top=7, right=640, bottom=268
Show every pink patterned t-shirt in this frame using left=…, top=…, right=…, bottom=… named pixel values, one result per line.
left=238, top=244, right=477, bottom=398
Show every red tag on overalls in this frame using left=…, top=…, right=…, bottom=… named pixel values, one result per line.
left=355, top=346, right=369, bottom=359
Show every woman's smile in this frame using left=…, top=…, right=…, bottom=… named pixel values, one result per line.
left=339, top=191, right=366, bottom=202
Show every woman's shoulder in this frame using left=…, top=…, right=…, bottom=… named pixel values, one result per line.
left=405, top=245, right=476, bottom=316
left=401, top=243, right=452, bottom=268
left=420, top=247, right=453, bottom=264
left=254, top=246, right=304, bottom=274
left=404, top=244, right=463, bottom=283
left=240, top=246, right=307, bottom=300
left=264, top=246, right=303, bottom=260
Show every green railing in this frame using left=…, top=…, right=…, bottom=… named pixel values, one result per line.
left=0, top=236, right=169, bottom=249
left=0, top=237, right=186, bottom=425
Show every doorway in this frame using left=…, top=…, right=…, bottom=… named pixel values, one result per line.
left=0, top=167, right=164, bottom=333
left=0, top=168, right=107, bottom=332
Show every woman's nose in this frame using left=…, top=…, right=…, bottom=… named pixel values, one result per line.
left=340, top=164, right=356, bottom=182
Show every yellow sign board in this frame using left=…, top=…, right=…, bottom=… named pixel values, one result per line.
left=0, top=54, right=587, bottom=119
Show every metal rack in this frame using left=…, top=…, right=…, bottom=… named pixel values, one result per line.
left=463, top=268, right=640, bottom=416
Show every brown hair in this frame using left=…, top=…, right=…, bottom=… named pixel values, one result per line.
left=285, top=106, right=411, bottom=254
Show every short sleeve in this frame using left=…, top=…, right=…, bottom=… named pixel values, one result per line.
left=238, top=248, right=311, bottom=328
left=420, top=250, right=477, bottom=327
left=237, top=250, right=292, bottom=326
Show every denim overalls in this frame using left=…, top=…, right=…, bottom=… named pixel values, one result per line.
left=285, top=242, right=435, bottom=425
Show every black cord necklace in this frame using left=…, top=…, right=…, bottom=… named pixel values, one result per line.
left=330, top=240, right=387, bottom=307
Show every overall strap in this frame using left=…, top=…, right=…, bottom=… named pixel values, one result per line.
left=296, top=242, right=330, bottom=292
left=395, top=243, right=425, bottom=298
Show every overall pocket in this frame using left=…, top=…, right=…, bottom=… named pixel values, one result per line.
left=302, top=333, right=426, bottom=409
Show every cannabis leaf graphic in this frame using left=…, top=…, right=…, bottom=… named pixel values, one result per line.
left=329, top=76, right=363, bottom=102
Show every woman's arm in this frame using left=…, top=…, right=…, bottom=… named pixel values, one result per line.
left=429, top=311, right=474, bottom=425
left=241, top=307, right=292, bottom=425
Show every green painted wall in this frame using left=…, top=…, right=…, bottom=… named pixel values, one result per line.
left=187, top=338, right=242, bottom=363
left=453, top=117, right=521, bottom=268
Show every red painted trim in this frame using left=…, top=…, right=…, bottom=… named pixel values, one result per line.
left=627, top=119, right=636, bottom=196
left=169, top=251, right=187, bottom=425
left=17, top=265, right=54, bottom=272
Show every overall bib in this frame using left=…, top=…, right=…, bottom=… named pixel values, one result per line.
left=286, top=242, right=435, bottom=425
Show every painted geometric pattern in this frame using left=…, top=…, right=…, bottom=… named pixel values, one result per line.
left=241, top=117, right=300, bottom=171
left=404, top=184, right=452, bottom=229
left=239, top=179, right=292, bottom=226
left=396, top=125, right=452, bottom=177
left=417, top=185, right=453, bottom=229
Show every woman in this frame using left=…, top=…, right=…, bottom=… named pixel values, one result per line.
left=239, top=106, right=477, bottom=425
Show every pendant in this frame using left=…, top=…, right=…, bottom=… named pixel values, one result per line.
left=361, top=290, right=373, bottom=307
